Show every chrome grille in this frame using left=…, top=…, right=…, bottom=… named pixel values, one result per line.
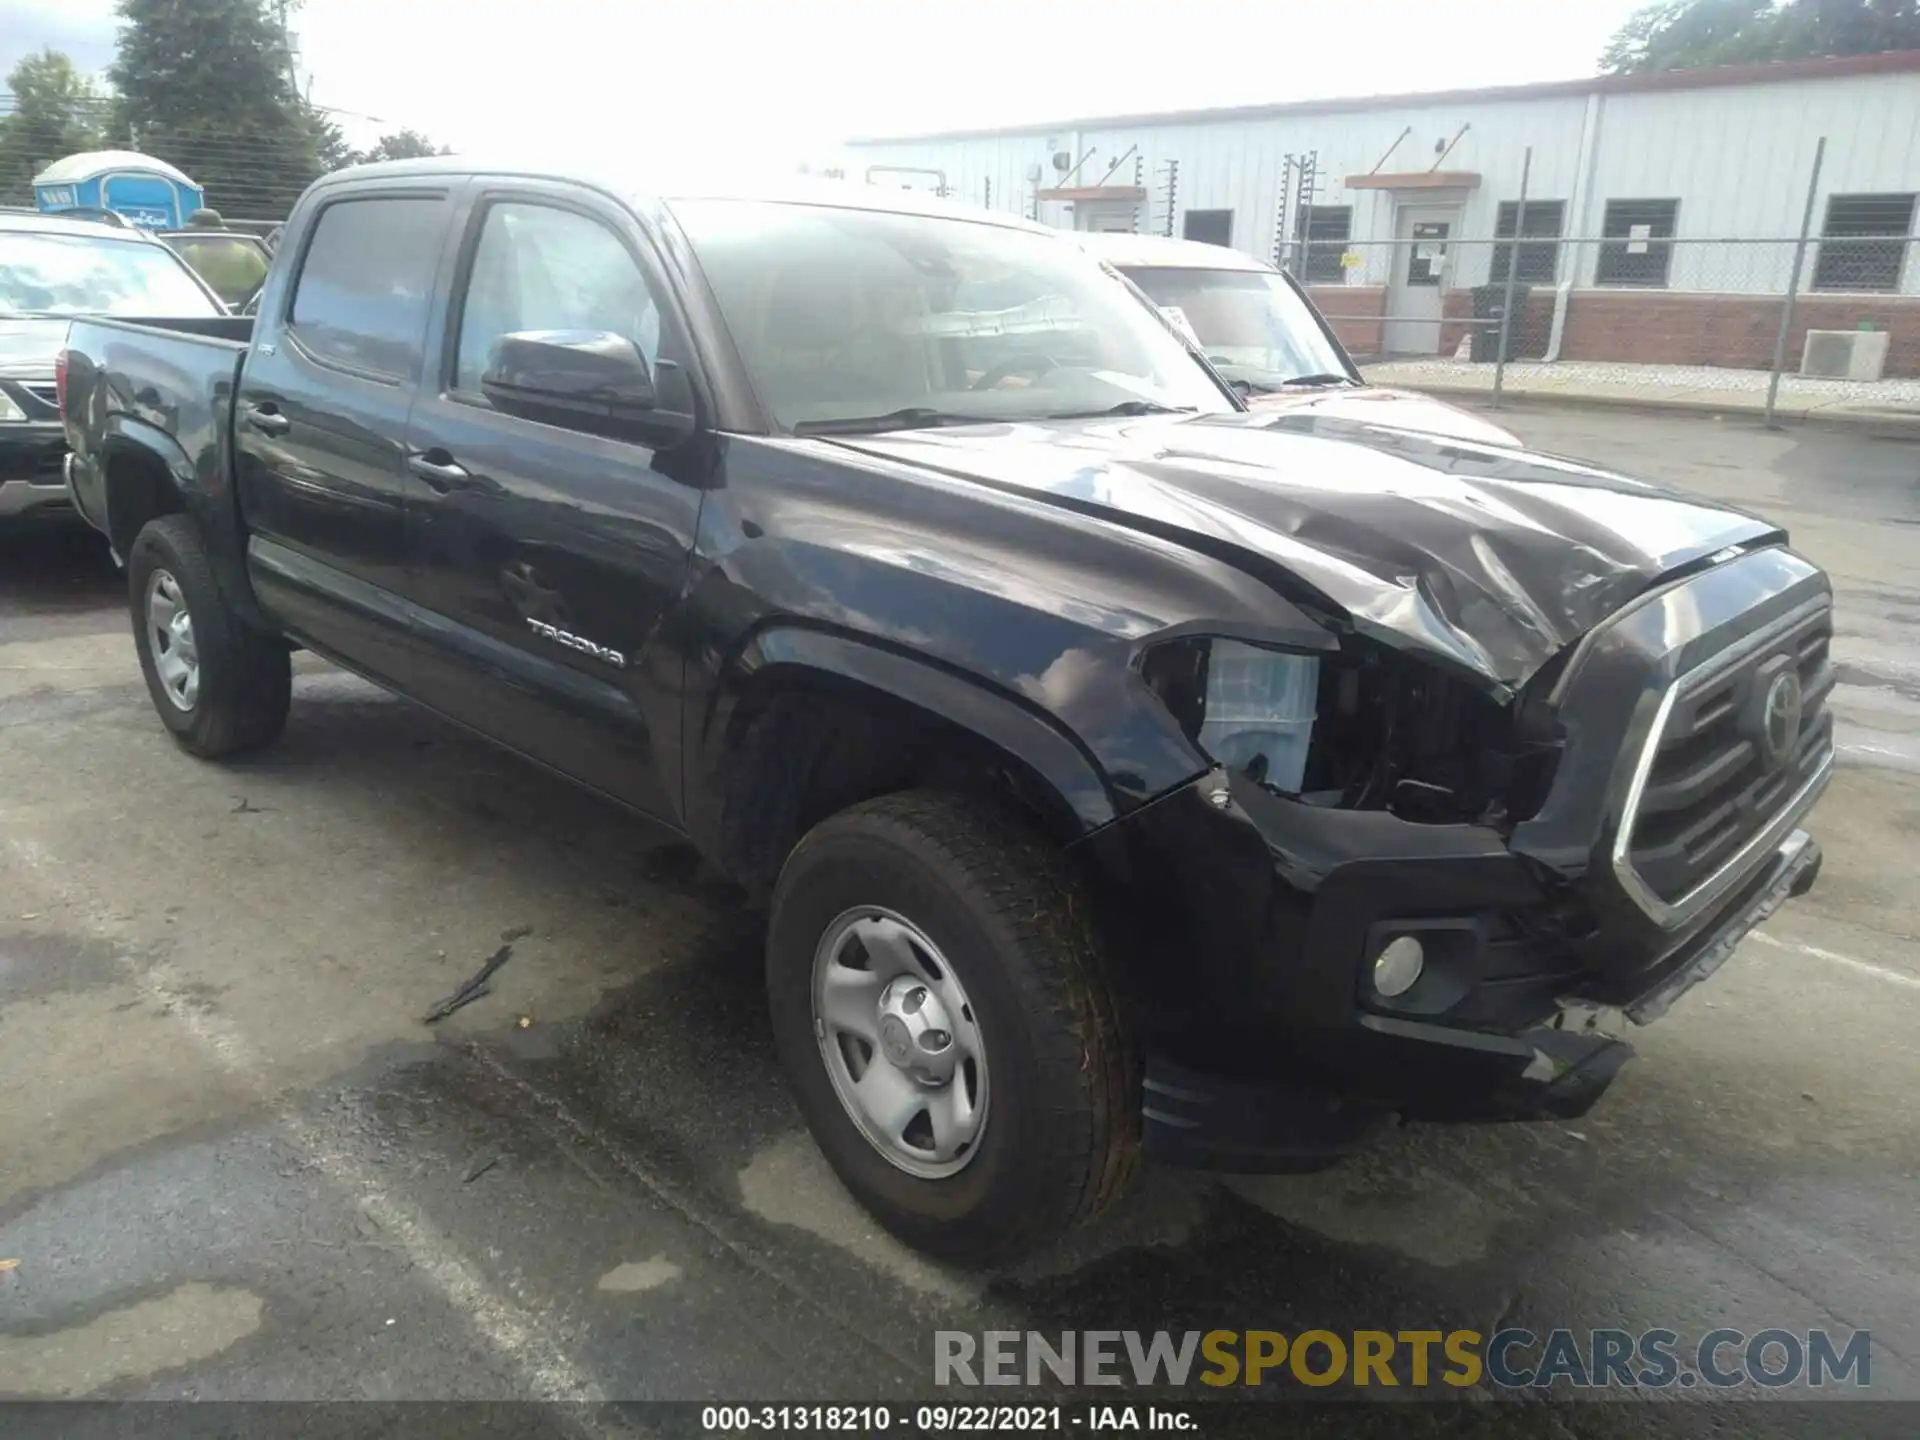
left=1621, top=601, right=1833, bottom=911
left=22, top=382, right=59, bottom=408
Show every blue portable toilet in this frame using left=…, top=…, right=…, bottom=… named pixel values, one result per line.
left=33, top=150, right=206, bottom=230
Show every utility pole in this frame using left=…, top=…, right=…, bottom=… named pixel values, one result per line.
left=274, top=0, right=302, bottom=97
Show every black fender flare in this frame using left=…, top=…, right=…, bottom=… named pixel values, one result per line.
left=691, top=625, right=1122, bottom=881
left=98, top=414, right=195, bottom=549
left=97, top=416, right=269, bottom=629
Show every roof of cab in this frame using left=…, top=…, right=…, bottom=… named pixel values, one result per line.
left=1067, top=232, right=1277, bottom=272
left=317, top=157, right=1058, bottom=234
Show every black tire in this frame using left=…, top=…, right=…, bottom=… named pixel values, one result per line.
left=767, top=790, right=1140, bottom=1265
left=128, top=515, right=291, bottom=758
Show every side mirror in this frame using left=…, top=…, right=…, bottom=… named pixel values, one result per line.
left=481, top=330, right=671, bottom=438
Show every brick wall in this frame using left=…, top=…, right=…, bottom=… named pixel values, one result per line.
left=1555, top=292, right=1920, bottom=377
left=1322, top=285, right=1919, bottom=375
left=1306, top=284, right=1387, bottom=357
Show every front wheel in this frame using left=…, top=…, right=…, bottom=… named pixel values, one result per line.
left=767, top=791, right=1139, bottom=1264
left=128, top=515, right=290, bottom=758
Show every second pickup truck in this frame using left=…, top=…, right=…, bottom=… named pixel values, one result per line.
left=60, top=159, right=1834, bottom=1263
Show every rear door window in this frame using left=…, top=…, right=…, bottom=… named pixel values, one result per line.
left=288, top=196, right=447, bottom=380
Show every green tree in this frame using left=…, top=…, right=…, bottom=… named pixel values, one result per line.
left=109, top=0, right=323, bottom=218
left=1601, top=0, right=1920, bottom=73
left=353, top=129, right=448, bottom=164
left=1601, top=0, right=1778, bottom=72
left=0, top=49, right=108, bottom=204
left=307, top=106, right=356, bottom=174
left=1769, top=0, right=1920, bottom=56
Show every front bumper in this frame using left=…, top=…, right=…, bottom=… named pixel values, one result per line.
left=0, top=477, right=75, bottom=522
left=0, top=423, right=72, bottom=522
left=1098, top=776, right=1823, bottom=1170
left=1078, top=546, right=1835, bottom=1171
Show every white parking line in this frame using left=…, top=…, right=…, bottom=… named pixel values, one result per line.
left=5, top=834, right=621, bottom=1421
left=1748, top=929, right=1920, bottom=991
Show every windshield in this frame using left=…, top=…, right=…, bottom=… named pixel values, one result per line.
left=0, top=231, right=222, bottom=318
left=1117, top=265, right=1350, bottom=392
left=163, top=234, right=269, bottom=309
left=669, top=199, right=1235, bottom=432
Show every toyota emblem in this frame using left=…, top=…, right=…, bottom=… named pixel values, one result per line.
left=1759, top=670, right=1804, bottom=769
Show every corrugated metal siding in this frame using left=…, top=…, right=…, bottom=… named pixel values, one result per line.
left=1582, top=71, right=1920, bottom=293
left=843, top=70, right=1920, bottom=296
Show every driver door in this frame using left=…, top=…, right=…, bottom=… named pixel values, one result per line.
left=400, top=183, right=704, bottom=820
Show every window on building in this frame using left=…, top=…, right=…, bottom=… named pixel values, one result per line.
left=1294, top=205, right=1352, bottom=284
left=1812, top=193, right=1916, bottom=293
left=289, top=196, right=447, bottom=380
left=1490, top=199, right=1565, bottom=285
left=1596, top=199, right=1679, bottom=288
left=1183, top=209, right=1233, bottom=247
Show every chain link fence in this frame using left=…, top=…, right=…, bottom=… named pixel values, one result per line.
left=1309, top=234, right=1906, bottom=357
left=1291, top=140, right=1919, bottom=422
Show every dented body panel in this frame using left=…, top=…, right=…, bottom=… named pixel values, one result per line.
left=834, top=412, right=1781, bottom=699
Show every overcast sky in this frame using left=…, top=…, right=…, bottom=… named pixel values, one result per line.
left=7, top=0, right=1647, bottom=165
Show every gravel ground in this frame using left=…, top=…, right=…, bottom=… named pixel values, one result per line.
left=1369, top=357, right=1920, bottom=405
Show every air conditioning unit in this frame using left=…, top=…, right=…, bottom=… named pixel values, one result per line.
left=1800, top=329, right=1889, bottom=381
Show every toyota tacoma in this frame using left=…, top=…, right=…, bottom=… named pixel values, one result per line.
left=59, top=161, right=1832, bottom=1263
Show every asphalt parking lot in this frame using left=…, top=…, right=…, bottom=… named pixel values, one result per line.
left=2, top=406, right=1917, bottom=1430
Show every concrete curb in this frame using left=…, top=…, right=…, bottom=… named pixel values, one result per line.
left=1380, top=378, right=1920, bottom=437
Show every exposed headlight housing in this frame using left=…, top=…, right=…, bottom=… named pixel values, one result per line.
left=1195, top=640, right=1320, bottom=794
left=1142, top=632, right=1563, bottom=825
left=0, top=388, right=26, bottom=423
left=1141, top=635, right=1326, bottom=795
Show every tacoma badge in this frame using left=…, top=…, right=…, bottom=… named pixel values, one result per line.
left=527, top=618, right=626, bottom=668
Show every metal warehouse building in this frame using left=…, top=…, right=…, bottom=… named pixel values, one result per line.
left=841, top=52, right=1920, bottom=375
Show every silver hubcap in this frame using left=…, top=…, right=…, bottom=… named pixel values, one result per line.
left=145, top=569, right=199, bottom=711
left=812, top=907, right=989, bottom=1179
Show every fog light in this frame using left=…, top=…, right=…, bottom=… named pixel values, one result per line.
left=1372, top=936, right=1426, bottom=998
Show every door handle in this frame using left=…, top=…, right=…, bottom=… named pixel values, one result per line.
left=243, top=404, right=291, bottom=436
left=408, top=452, right=473, bottom=491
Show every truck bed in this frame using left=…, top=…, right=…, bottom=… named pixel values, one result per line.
left=86, top=314, right=256, bottom=345
left=61, top=314, right=256, bottom=562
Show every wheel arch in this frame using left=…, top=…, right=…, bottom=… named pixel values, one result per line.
left=694, top=626, right=1119, bottom=896
left=98, top=422, right=192, bottom=559
left=98, top=418, right=270, bottom=629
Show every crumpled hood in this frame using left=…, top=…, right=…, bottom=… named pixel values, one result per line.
left=0, top=316, right=72, bottom=380
left=1245, top=383, right=1521, bottom=448
left=832, top=411, right=1781, bottom=698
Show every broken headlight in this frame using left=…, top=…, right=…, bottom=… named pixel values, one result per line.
left=1196, top=640, right=1320, bottom=793
left=1143, top=634, right=1561, bottom=826
left=1143, top=636, right=1321, bottom=794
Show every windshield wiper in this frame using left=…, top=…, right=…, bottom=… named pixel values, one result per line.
left=1277, top=372, right=1357, bottom=389
left=1041, top=400, right=1198, bottom=420
left=792, top=407, right=1000, bottom=436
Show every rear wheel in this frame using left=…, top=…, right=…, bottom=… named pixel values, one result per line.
left=129, top=515, right=290, bottom=758
left=767, top=790, right=1139, bottom=1264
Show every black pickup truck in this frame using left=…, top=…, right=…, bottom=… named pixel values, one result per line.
left=60, top=160, right=1833, bottom=1263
